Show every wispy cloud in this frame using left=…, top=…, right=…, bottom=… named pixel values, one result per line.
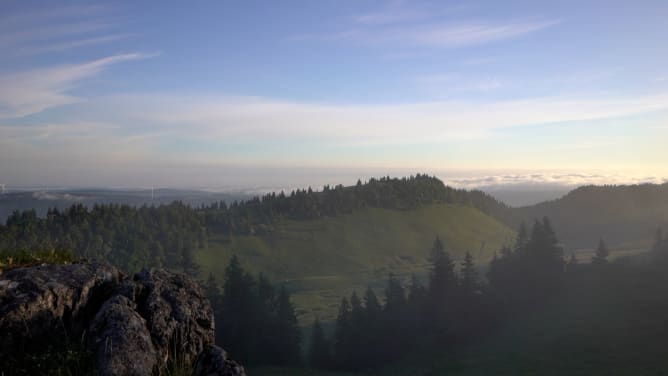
left=0, top=53, right=158, bottom=118
left=0, top=121, right=156, bottom=183
left=0, top=4, right=130, bottom=58
left=2, top=91, right=667, bottom=186
left=415, top=73, right=507, bottom=93
left=57, top=91, right=668, bottom=148
left=291, top=18, right=560, bottom=48
left=10, top=34, right=133, bottom=57
left=383, top=19, right=561, bottom=47
left=0, top=122, right=120, bottom=143
left=353, top=2, right=469, bottom=25
left=0, top=4, right=107, bottom=29
left=0, top=21, right=111, bottom=49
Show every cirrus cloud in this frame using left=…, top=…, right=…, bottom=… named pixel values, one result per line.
left=0, top=53, right=158, bottom=119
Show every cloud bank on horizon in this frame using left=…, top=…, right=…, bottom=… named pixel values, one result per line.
left=0, top=0, right=667, bottom=188
left=445, top=172, right=668, bottom=190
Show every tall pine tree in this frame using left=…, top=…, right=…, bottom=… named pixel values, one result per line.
left=460, top=251, right=479, bottom=296
left=427, top=236, right=457, bottom=330
left=273, top=286, right=301, bottom=365
left=333, top=297, right=351, bottom=369
left=309, top=318, right=330, bottom=369
left=592, top=238, right=610, bottom=265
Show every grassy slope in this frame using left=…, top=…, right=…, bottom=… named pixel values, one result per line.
left=197, top=203, right=515, bottom=324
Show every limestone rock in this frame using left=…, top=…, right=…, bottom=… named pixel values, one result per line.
left=0, top=262, right=243, bottom=374
left=89, top=295, right=157, bottom=376
left=194, top=345, right=248, bottom=376
left=0, top=262, right=120, bottom=356
left=134, top=268, right=215, bottom=368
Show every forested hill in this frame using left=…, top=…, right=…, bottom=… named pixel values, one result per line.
left=0, top=174, right=509, bottom=273
left=0, top=188, right=249, bottom=222
left=4, top=175, right=667, bottom=270
left=199, top=174, right=508, bottom=235
left=507, top=183, right=668, bottom=249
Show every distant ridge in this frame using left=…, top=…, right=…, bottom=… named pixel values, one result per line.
left=502, top=183, right=668, bottom=249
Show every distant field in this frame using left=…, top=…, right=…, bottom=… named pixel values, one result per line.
left=570, top=237, right=652, bottom=263
left=196, top=203, right=516, bottom=325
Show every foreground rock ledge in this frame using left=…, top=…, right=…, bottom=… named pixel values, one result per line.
left=0, top=262, right=246, bottom=376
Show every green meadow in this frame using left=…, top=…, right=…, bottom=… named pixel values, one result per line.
left=197, top=203, right=516, bottom=324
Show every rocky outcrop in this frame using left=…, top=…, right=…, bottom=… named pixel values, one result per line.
left=0, top=262, right=120, bottom=355
left=134, top=268, right=215, bottom=367
left=89, top=295, right=158, bottom=376
left=0, top=262, right=246, bottom=375
left=194, top=345, right=247, bottom=376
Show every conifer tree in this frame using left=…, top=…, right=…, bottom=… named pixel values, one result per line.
left=348, top=291, right=365, bottom=369
left=309, top=318, right=330, bottom=369
left=274, top=286, right=301, bottom=365
left=407, top=274, right=426, bottom=305
left=515, top=222, right=529, bottom=254
left=460, top=251, right=479, bottom=295
left=220, top=255, right=256, bottom=363
left=257, top=274, right=276, bottom=307
left=333, top=297, right=351, bottom=368
left=364, top=287, right=382, bottom=320
left=406, top=274, right=427, bottom=335
left=385, top=273, right=407, bottom=313
left=382, top=273, right=408, bottom=361
left=205, top=273, right=221, bottom=307
left=567, top=252, right=578, bottom=271
left=362, top=286, right=382, bottom=366
left=255, top=274, right=277, bottom=363
left=204, top=273, right=223, bottom=341
left=429, top=236, right=457, bottom=298
left=428, top=236, right=457, bottom=326
left=592, top=238, right=610, bottom=265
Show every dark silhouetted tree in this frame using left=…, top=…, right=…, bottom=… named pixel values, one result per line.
left=592, top=238, right=610, bottom=265
left=219, top=255, right=256, bottom=362
left=273, top=286, right=301, bottom=365
left=460, top=251, right=479, bottom=296
left=427, top=236, right=457, bottom=330
left=309, top=318, right=331, bottom=369
left=217, top=256, right=300, bottom=366
left=333, top=297, right=352, bottom=369
left=348, top=291, right=365, bottom=369
left=382, top=273, right=409, bottom=357
left=362, top=286, right=383, bottom=367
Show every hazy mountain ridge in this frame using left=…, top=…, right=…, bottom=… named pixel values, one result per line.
left=0, top=189, right=251, bottom=223
left=3, top=177, right=666, bottom=252
left=507, top=182, right=668, bottom=249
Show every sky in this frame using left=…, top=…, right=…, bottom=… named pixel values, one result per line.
left=1, top=0, right=667, bottom=189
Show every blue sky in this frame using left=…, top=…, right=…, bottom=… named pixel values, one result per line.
left=1, top=0, right=667, bottom=188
